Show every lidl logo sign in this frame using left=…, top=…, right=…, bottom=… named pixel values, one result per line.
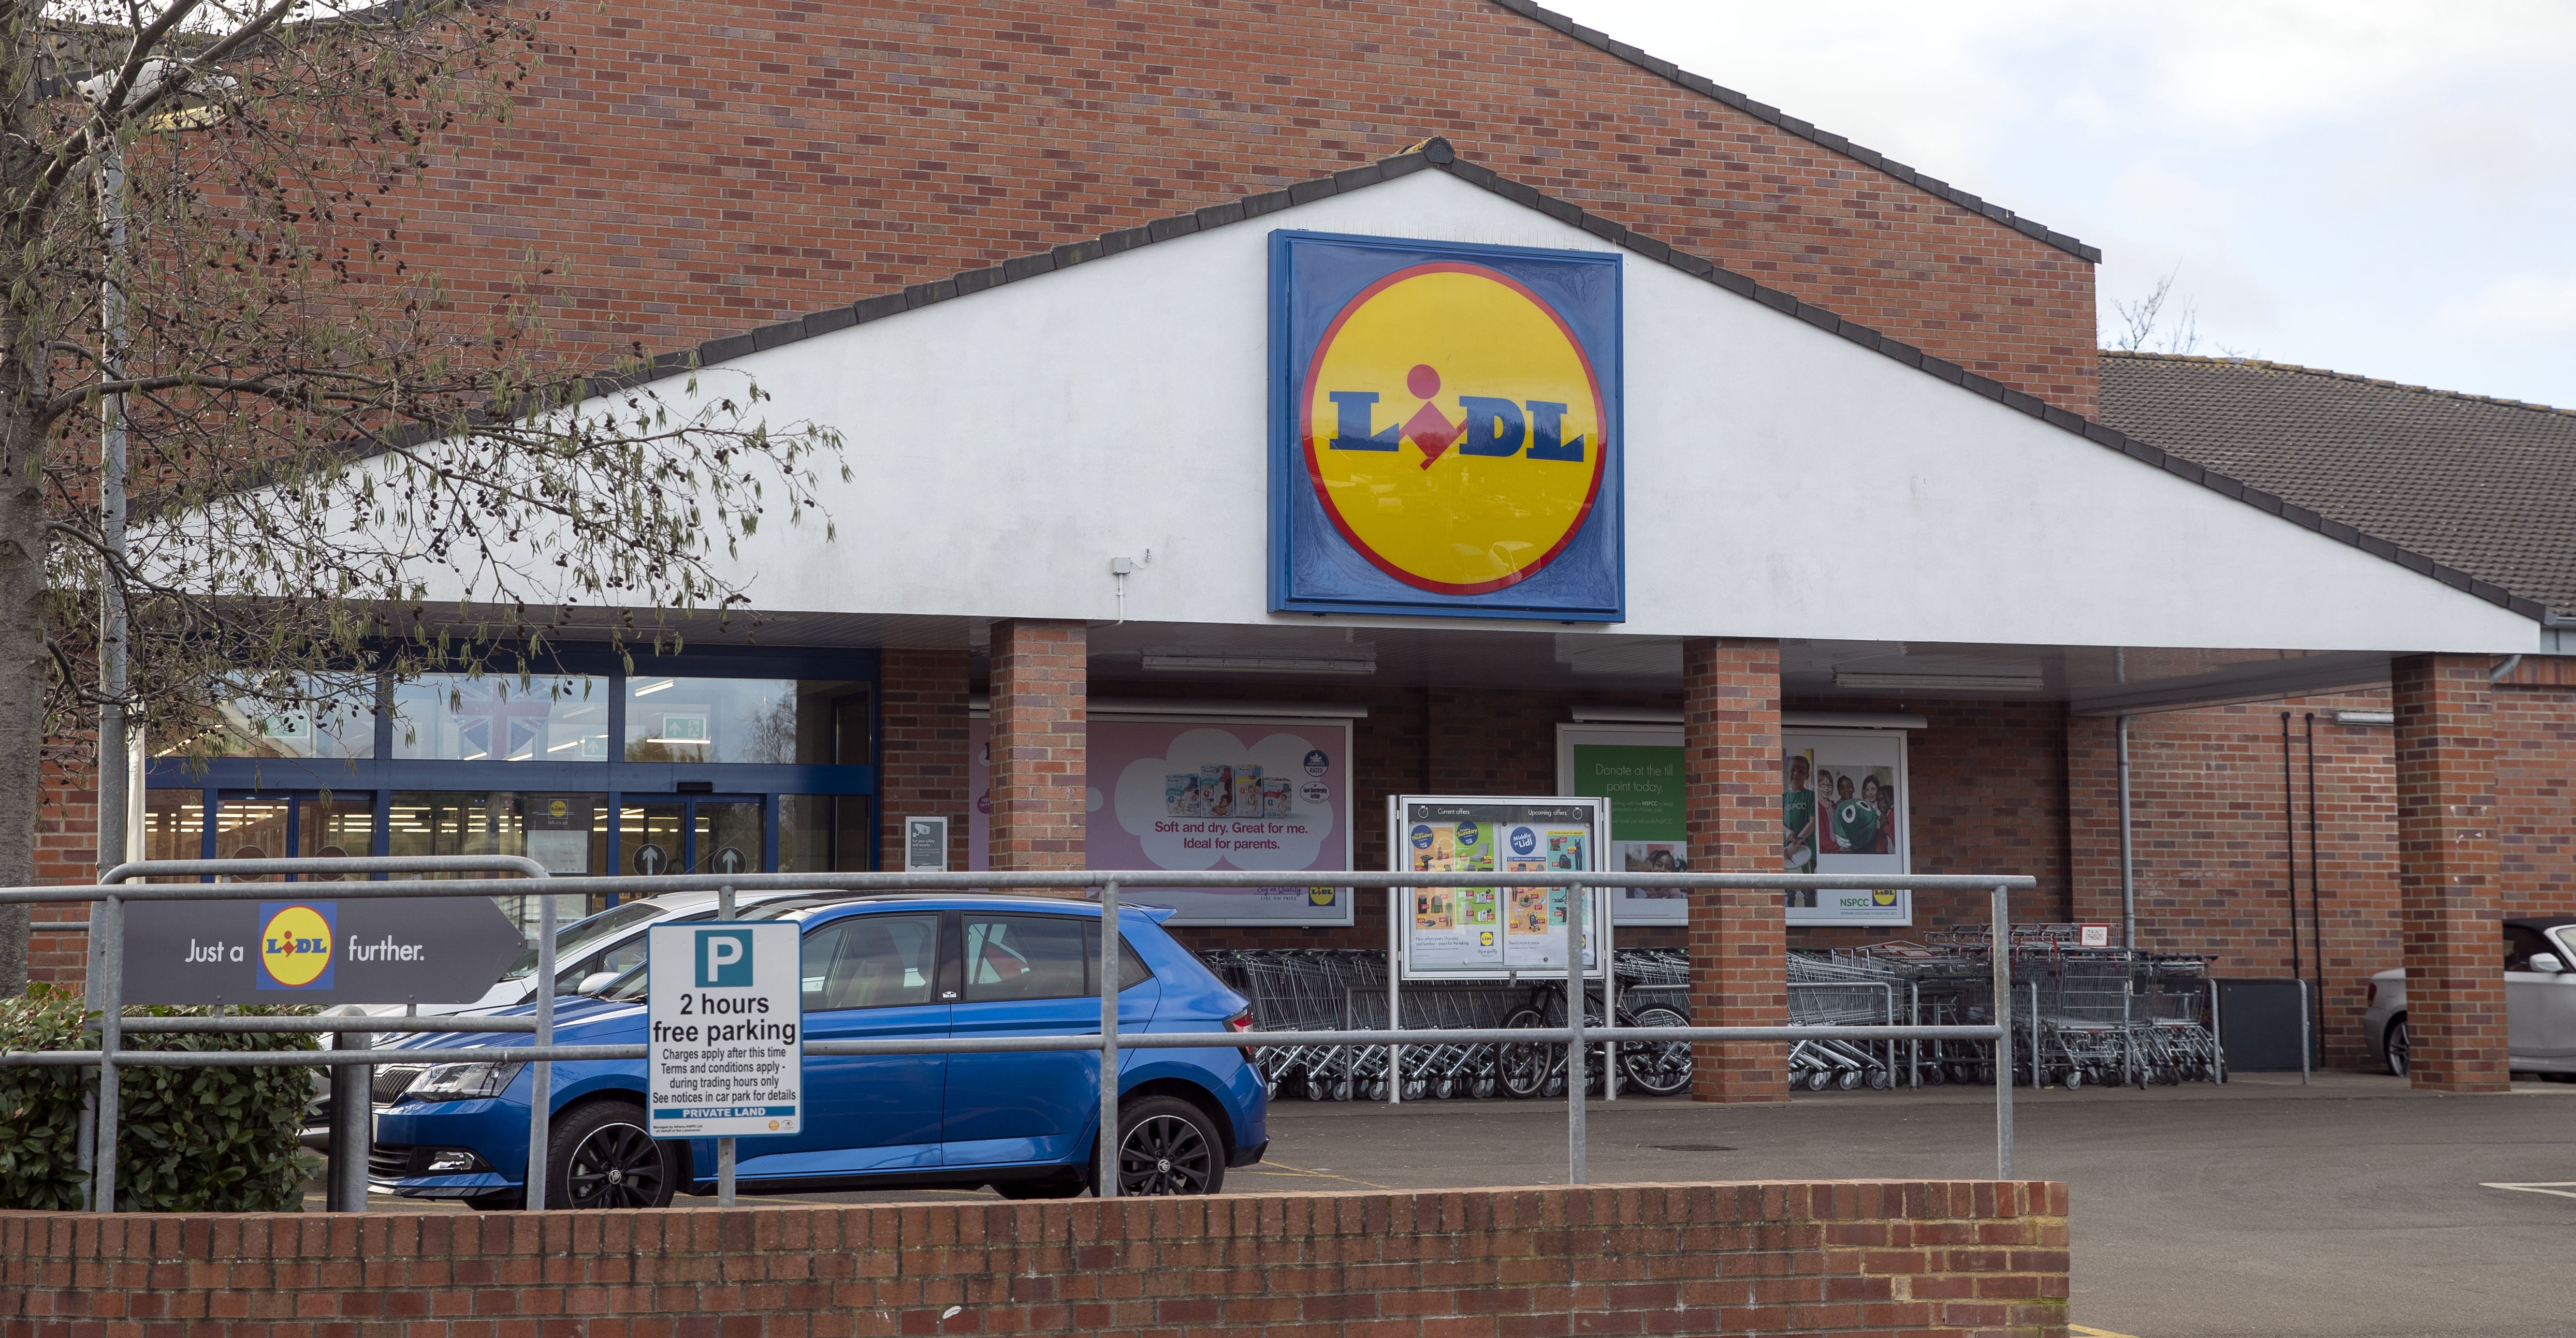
left=257, top=902, right=336, bottom=990
left=1272, top=232, right=1622, bottom=620
left=695, top=928, right=755, bottom=988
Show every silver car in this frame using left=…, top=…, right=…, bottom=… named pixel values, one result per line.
left=2364, top=916, right=2576, bottom=1077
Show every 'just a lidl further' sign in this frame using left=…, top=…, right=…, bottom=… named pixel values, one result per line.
left=1271, top=231, right=1623, bottom=620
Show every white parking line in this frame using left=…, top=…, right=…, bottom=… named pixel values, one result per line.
left=2070, top=1325, right=2142, bottom=1337
left=2481, top=1182, right=2576, bottom=1200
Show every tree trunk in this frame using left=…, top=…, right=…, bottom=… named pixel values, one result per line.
left=0, top=364, right=49, bottom=993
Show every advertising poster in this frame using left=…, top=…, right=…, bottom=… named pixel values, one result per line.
left=1557, top=723, right=1913, bottom=927
left=968, top=714, right=1354, bottom=925
left=1800, top=730, right=1911, bottom=925
left=1556, top=725, right=1689, bottom=925
left=1394, top=796, right=1607, bottom=980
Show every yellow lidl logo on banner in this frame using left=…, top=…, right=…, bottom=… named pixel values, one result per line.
left=257, top=902, right=337, bottom=989
left=1301, top=263, right=1608, bottom=595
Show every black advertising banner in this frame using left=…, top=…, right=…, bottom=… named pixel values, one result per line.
left=122, top=895, right=527, bottom=1005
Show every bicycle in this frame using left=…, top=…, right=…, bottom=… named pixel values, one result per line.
left=1496, top=979, right=1694, bottom=1098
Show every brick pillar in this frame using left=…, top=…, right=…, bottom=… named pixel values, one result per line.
left=987, top=620, right=1086, bottom=874
left=2392, top=654, right=2506, bottom=1092
left=879, top=649, right=972, bottom=872
left=1682, top=637, right=1788, bottom=1103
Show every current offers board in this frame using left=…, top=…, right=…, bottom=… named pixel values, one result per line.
left=1391, top=794, right=1609, bottom=980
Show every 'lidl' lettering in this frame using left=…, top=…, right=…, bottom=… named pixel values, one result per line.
left=1331, top=381, right=1585, bottom=465
left=256, top=902, right=337, bottom=989
left=1299, top=260, right=1608, bottom=596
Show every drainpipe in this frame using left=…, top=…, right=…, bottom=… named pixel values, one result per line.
left=2116, top=715, right=2136, bottom=952
left=2488, top=654, right=2523, bottom=684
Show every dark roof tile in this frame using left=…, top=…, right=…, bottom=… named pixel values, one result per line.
left=2101, top=352, right=2576, bottom=615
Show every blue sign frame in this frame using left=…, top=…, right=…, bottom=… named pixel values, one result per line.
left=1268, top=229, right=1625, bottom=621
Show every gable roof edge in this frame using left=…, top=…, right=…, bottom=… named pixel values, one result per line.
left=600, top=142, right=2540, bottom=626
left=1484, top=0, right=2102, bottom=263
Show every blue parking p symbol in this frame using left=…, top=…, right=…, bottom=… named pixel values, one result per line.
left=696, top=929, right=754, bottom=987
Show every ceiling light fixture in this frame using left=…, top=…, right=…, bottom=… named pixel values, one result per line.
left=1833, top=671, right=2045, bottom=694
left=1142, top=650, right=1377, bottom=675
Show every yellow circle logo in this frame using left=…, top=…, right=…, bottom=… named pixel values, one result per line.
left=259, top=904, right=334, bottom=987
left=1301, top=263, right=1607, bottom=594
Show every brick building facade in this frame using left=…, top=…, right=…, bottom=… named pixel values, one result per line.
left=22, top=1, right=2571, bottom=1102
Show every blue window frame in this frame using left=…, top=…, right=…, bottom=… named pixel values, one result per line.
left=145, top=646, right=881, bottom=889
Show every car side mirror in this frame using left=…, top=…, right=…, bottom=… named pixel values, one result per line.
left=2530, top=953, right=2566, bottom=975
left=575, top=971, right=621, bottom=996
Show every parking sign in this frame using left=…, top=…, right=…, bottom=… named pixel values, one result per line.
left=646, top=921, right=802, bottom=1138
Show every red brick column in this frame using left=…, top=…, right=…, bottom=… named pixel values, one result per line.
left=1682, top=637, right=1788, bottom=1103
left=879, top=649, right=972, bottom=871
left=988, top=620, right=1087, bottom=874
left=2392, top=654, right=2506, bottom=1092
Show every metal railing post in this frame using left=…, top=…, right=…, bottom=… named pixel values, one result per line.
left=1386, top=885, right=1401, bottom=1105
left=2210, top=978, right=2227, bottom=1083
left=716, top=883, right=737, bottom=1208
left=2298, top=978, right=2311, bottom=1086
left=1566, top=883, right=1586, bottom=1185
left=1098, top=879, right=1120, bottom=1199
left=92, top=892, right=123, bottom=1213
left=1602, top=898, right=1618, bottom=1103
left=327, top=1025, right=372, bottom=1211
left=525, top=887, right=557, bottom=1210
left=1991, top=885, right=2013, bottom=1179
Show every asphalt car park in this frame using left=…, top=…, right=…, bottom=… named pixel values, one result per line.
left=320, top=1072, right=2572, bottom=1338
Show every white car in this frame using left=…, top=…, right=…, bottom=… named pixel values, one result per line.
left=336, top=889, right=819, bottom=1019
left=2364, top=916, right=2576, bottom=1077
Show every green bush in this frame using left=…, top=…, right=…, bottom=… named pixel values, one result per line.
left=0, top=986, right=323, bottom=1212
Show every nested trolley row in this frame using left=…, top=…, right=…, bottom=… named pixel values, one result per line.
left=1203, top=927, right=2224, bottom=1100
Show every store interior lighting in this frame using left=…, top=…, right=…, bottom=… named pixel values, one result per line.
left=633, top=680, right=674, bottom=696
left=1141, top=648, right=1377, bottom=675
left=1832, top=671, right=2046, bottom=693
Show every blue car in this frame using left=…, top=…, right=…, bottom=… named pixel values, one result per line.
left=371, top=895, right=1268, bottom=1207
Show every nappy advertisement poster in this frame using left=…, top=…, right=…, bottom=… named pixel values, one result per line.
left=968, top=714, right=1354, bottom=925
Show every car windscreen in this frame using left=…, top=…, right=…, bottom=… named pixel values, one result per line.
left=499, top=899, right=670, bottom=981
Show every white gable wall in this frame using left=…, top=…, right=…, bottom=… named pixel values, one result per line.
left=419, top=168, right=2536, bottom=654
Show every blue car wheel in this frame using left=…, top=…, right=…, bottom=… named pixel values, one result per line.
left=1115, top=1096, right=1221, bottom=1196
left=547, top=1100, right=677, bottom=1210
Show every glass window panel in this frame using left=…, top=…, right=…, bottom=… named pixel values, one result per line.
left=392, top=673, right=608, bottom=762
left=620, top=802, right=685, bottom=877
left=799, top=923, right=847, bottom=1007
left=208, top=675, right=378, bottom=760
left=521, top=793, right=608, bottom=877
left=961, top=914, right=1089, bottom=1003
left=213, top=796, right=293, bottom=879
left=780, top=795, right=871, bottom=873
left=624, top=677, right=868, bottom=764
left=693, top=801, right=765, bottom=875
left=294, top=798, right=375, bottom=879
left=141, top=790, right=205, bottom=879
left=387, top=790, right=578, bottom=939
left=816, top=914, right=939, bottom=1010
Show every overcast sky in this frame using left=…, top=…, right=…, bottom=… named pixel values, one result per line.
left=1548, top=1, right=2576, bottom=408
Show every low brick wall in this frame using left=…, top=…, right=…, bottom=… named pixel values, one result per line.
left=2, top=1181, right=2068, bottom=1336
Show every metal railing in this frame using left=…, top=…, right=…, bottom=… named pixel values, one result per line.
left=0, top=862, right=2032, bottom=1210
